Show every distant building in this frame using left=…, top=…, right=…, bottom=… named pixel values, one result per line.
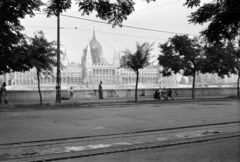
left=2, top=28, right=177, bottom=89
left=178, top=77, right=187, bottom=84
left=188, top=73, right=238, bottom=86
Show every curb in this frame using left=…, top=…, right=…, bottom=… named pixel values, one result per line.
left=0, top=97, right=239, bottom=112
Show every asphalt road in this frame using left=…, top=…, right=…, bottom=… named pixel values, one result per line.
left=65, top=136, right=240, bottom=162
left=0, top=99, right=239, bottom=161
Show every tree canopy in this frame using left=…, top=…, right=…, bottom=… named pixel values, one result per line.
left=0, top=0, right=43, bottom=75
left=158, top=35, right=204, bottom=76
left=223, top=42, right=240, bottom=97
left=120, top=42, right=154, bottom=101
left=158, top=35, right=204, bottom=99
left=184, top=0, right=240, bottom=44
left=120, top=42, right=154, bottom=73
left=45, top=0, right=155, bottom=26
left=27, top=31, right=57, bottom=72
left=26, top=31, right=57, bottom=105
left=203, top=41, right=240, bottom=96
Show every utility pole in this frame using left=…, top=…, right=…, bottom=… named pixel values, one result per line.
left=56, top=11, right=61, bottom=103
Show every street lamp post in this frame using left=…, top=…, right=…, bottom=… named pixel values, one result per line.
left=56, top=12, right=61, bottom=103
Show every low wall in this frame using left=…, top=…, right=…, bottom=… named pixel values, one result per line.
left=6, top=87, right=238, bottom=101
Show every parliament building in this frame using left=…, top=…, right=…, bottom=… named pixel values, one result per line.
left=0, top=29, right=177, bottom=89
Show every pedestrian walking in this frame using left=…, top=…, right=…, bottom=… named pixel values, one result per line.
left=70, top=87, right=74, bottom=100
left=0, top=82, right=8, bottom=104
left=98, top=81, right=103, bottom=99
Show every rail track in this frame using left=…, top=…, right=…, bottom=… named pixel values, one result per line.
left=0, top=121, right=239, bottom=162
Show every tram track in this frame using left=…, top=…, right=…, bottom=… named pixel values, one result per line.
left=0, top=121, right=239, bottom=149
left=0, top=121, right=239, bottom=162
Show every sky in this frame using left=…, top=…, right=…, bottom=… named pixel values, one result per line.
left=21, top=0, right=210, bottom=64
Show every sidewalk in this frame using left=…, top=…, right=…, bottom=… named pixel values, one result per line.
left=0, top=95, right=237, bottom=109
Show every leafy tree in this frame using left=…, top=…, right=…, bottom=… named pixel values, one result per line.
left=234, top=46, right=240, bottom=97
left=184, top=0, right=240, bottom=44
left=223, top=42, right=240, bottom=97
left=120, top=42, right=154, bottom=101
left=45, top=0, right=155, bottom=26
left=0, top=0, right=43, bottom=74
left=203, top=41, right=240, bottom=97
left=27, top=31, right=57, bottom=106
left=158, top=35, right=204, bottom=99
left=44, top=0, right=155, bottom=102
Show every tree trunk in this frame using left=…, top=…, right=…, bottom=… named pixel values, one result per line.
left=135, top=70, right=139, bottom=101
left=237, top=72, right=240, bottom=97
left=37, top=70, right=42, bottom=106
left=192, top=71, right=196, bottom=100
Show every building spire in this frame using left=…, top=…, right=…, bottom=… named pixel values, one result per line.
left=93, top=26, right=96, bottom=39
left=113, top=40, right=120, bottom=66
left=86, top=39, right=92, bottom=66
left=115, top=40, right=118, bottom=51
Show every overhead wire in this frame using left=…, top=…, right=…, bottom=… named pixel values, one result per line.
left=26, top=0, right=199, bottom=43
left=34, top=2, right=199, bottom=37
left=135, top=0, right=183, bottom=13
left=24, top=25, right=168, bottom=41
left=60, top=14, right=199, bottom=36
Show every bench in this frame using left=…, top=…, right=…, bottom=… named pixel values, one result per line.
left=161, top=91, right=174, bottom=100
left=154, top=90, right=175, bottom=101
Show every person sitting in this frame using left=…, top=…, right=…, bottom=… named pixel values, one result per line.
left=153, top=89, right=160, bottom=100
left=162, top=87, right=168, bottom=100
left=168, top=88, right=172, bottom=100
left=159, top=87, right=162, bottom=100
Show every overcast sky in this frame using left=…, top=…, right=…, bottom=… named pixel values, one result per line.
left=21, top=0, right=210, bottom=64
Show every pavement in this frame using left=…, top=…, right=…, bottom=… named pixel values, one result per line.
left=1, top=96, right=239, bottom=144
left=0, top=94, right=239, bottom=161
left=0, top=94, right=239, bottom=110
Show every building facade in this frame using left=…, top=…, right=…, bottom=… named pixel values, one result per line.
left=188, top=73, right=238, bottom=86
left=2, top=29, right=177, bottom=89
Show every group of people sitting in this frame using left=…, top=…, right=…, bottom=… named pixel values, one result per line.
left=154, top=87, right=174, bottom=100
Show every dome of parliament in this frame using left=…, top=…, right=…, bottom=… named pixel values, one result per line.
left=90, top=34, right=102, bottom=51
left=87, top=28, right=104, bottom=64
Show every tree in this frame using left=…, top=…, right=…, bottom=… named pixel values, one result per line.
left=184, top=0, right=240, bottom=44
left=203, top=41, right=240, bottom=97
left=0, top=0, right=43, bottom=74
left=158, top=35, right=204, bottom=99
left=120, top=42, right=154, bottom=101
left=27, top=31, right=57, bottom=106
left=44, top=0, right=155, bottom=103
left=45, top=0, right=155, bottom=26
left=234, top=45, right=240, bottom=97
left=223, top=42, right=240, bottom=97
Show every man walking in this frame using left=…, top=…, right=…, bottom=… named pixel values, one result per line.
left=98, top=81, right=103, bottom=99
left=70, top=87, right=74, bottom=100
